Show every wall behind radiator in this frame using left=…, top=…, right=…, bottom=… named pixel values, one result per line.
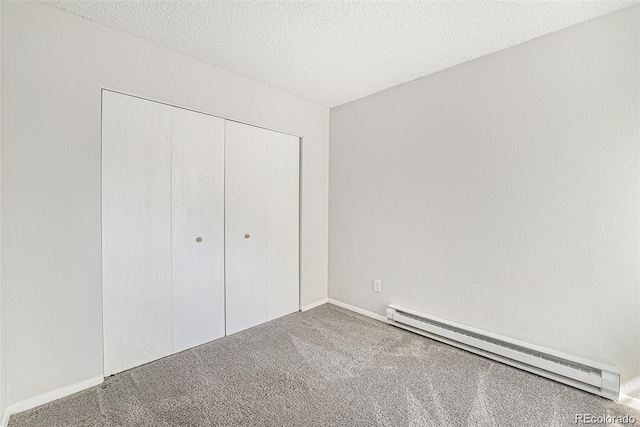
left=329, top=5, right=639, bottom=389
left=0, top=0, right=6, bottom=422
left=3, top=1, right=329, bottom=405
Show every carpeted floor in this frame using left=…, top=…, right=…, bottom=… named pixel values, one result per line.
left=9, top=304, right=640, bottom=426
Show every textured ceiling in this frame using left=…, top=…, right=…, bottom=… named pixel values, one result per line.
left=41, top=0, right=637, bottom=107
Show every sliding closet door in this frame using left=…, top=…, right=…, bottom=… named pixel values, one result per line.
left=266, top=130, right=300, bottom=320
left=171, top=108, right=225, bottom=353
left=104, top=91, right=299, bottom=367
left=102, top=91, right=173, bottom=376
left=226, top=122, right=300, bottom=334
left=225, top=121, right=267, bottom=335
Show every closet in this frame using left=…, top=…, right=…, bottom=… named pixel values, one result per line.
left=102, top=90, right=299, bottom=376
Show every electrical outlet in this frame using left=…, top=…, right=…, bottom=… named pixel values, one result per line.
left=373, top=279, right=381, bottom=293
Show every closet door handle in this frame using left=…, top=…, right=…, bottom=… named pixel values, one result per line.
left=196, top=237, right=203, bottom=242
left=244, top=234, right=250, bottom=239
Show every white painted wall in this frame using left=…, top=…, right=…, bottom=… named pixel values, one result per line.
left=3, top=1, right=328, bottom=405
left=329, top=5, right=639, bottom=390
left=0, top=0, right=6, bottom=423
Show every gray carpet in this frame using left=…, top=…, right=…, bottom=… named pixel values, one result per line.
left=9, top=304, right=640, bottom=426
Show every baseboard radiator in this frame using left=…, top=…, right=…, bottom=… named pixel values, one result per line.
left=386, top=304, right=620, bottom=401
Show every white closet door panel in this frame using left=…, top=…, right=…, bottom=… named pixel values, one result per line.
left=266, top=131, right=300, bottom=320
left=171, top=108, right=225, bottom=353
left=102, top=91, right=173, bottom=376
left=225, top=121, right=267, bottom=335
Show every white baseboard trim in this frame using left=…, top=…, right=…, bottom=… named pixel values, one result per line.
left=1, top=375, right=104, bottom=426
left=0, top=409, right=9, bottom=427
left=301, top=297, right=328, bottom=312
left=620, top=394, right=640, bottom=411
left=327, top=298, right=387, bottom=322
